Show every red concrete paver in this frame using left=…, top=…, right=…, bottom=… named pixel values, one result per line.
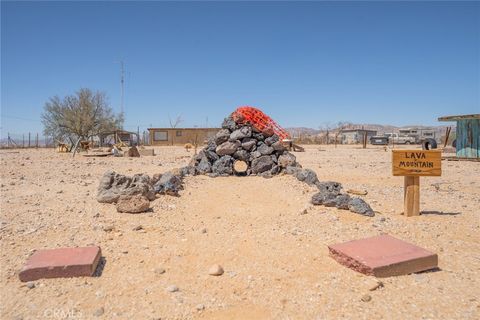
left=328, top=234, right=438, bottom=277
left=19, top=246, right=101, bottom=282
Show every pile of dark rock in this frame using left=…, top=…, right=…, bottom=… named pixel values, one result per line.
left=190, top=116, right=299, bottom=177
left=312, top=181, right=374, bottom=216
left=96, top=170, right=187, bottom=213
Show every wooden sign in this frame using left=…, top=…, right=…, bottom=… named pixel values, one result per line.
left=392, top=149, right=442, bottom=217
left=392, top=150, right=442, bottom=176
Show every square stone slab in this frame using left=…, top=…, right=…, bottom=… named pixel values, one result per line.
left=19, top=246, right=101, bottom=282
left=328, top=234, right=438, bottom=277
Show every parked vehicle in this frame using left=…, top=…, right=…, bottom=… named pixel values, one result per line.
left=386, top=133, right=417, bottom=144
left=398, top=128, right=436, bottom=143
left=370, top=136, right=389, bottom=145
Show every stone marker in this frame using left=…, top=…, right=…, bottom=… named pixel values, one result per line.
left=19, top=246, right=102, bottom=282
left=328, top=234, right=437, bottom=277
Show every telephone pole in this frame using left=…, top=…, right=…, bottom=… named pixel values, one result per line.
left=120, top=60, right=125, bottom=118
left=115, top=60, right=125, bottom=129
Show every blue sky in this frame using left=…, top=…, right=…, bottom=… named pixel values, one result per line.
left=1, top=1, right=479, bottom=136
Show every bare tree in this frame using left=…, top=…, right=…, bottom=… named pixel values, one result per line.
left=41, top=88, right=123, bottom=151
left=168, top=114, right=184, bottom=128
left=334, top=121, right=353, bottom=146
left=318, top=122, right=334, bottom=145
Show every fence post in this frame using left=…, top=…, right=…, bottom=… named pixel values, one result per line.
left=36, top=133, right=39, bottom=148
left=28, top=132, right=31, bottom=148
left=137, top=126, right=140, bottom=145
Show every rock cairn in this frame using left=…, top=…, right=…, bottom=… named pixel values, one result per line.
left=190, top=116, right=298, bottom=177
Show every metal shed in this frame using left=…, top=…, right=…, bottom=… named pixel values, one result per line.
left=438, top=114, right=479, bottom=159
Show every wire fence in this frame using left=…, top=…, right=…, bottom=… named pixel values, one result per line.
left=0, top=130, right=152, bottom=149
left=1, top=132, right=54, bottom=149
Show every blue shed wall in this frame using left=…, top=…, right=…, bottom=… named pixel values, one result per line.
left=456, top=119, right=479, bottom=158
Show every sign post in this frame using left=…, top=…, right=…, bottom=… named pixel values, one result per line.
left=392, top=150, right=442, bottom=217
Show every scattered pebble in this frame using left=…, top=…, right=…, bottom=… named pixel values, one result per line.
left=167, top=285, right=179, bottom=292
left=93, top=307, right=104, bottom=317
left=361, top=294, right=372, bottom=302
left=196, top=304, right=205, bottom=311
left=369, top=280, right=384, bottom=291
left=208, top=264, right=224, bottom=276
left=200, top=228, right=207, bottom=234
left=26, top=282, right=35, bottom=289
left=103, top=225, right=114, bottom=232
left=154, top=268, right=166, bottom=275
left=132, top=225, right=143, bottom=231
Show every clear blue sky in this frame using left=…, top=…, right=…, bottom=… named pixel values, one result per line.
left=1, top=1, right=479, bottom=136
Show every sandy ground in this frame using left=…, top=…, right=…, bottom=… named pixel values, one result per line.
left=1, top=145, right=479, bottom=320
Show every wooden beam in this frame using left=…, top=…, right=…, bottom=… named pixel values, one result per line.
left=404, top=176, right=420, bottom=216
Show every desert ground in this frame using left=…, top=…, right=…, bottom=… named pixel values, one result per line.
left=1, top=145, right=479, bottom=320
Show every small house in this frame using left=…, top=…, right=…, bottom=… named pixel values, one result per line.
left=438, top=114, right=479, bottom=159
left=147, top=128, right=220, bottom=146
left=340, top=129, right=377, bottom=144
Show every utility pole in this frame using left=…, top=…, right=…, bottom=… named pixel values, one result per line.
left=120, top=60, right=125, bottom=117
left=115, top=60, right=126, bottom=129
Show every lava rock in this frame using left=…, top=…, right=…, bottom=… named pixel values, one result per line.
left=264, top=135, right=279, bottom=146
left=216, top=141, right=240, bottom=156
left=249, top=150, right=262, bottom=160
left=116, top=194, right=150, bottom=213
left=205, top=150, right=220, bottom=163
left=270, top=154, right=278, bottom=163
left=294, top=169, right=319, bottom=186
left=271, top=141, right=286, bottom=152
left=270, top=165, right=281, bottom=175
left=348, top=198, right=375, bottom=216
left=233, top=149, right=249, bottom=161
left=230, top=126, right=252, bottom=140
left=212, top=155, right=234, bottom=175
left=241, top=138, right=256, bottom=151
left=221, top=117, right=237, bottom=131
left=323, top=194, right=351, bottom=209
left=97, top=171, right=156, bottom=203
left=278, top=152, right=296, bottom=168
left=311, top=191, right=337, bottom=205
left=285, top=165, right=301, bottom=175
left=316, top=181, right=343, bottom=195
left=196, top=157, right=212, bottom=174
left=153, top=172, right=184, bottom=196
left=214, top=129, right=231, bottom=145
left=262, top=127, right=275, bottom=137
left=257, top=143, right=274, bottom=155
left=206, top=139, right=217, bottom=152
left=252, top=132, right=265, bottom=141
left=179, top=166, right=196, bottom=177
left=251, top=155, right=275, bottom=174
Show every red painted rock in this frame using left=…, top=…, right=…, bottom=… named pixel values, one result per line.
left=19, top=246, right=101, bottom=282
left=328, top=234, right=438, bottom=277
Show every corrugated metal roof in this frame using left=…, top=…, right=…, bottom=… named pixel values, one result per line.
left=438, top=114, right=480, bottom=121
